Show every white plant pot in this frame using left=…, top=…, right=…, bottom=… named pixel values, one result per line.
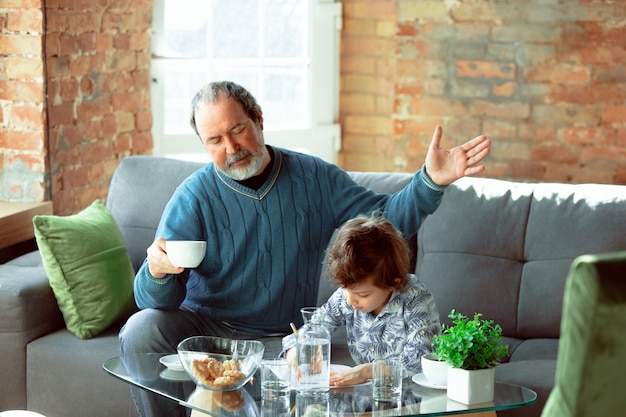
left=446, top=366, right=495, bottom=405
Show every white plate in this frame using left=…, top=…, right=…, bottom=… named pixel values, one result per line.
left=329, top=364, right=371, bottom=388
left=160, top=368, right=191, bottom=381
left=412, top=373, right=447, bottom=390
left=159, top=354, right=184, bottom=371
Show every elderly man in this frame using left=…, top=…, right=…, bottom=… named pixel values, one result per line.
left=120, top=80, right=491, bottom=417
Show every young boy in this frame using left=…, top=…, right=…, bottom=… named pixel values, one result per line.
left=283, top=213, right=441, bottom=386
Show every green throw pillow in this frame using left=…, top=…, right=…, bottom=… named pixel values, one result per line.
left=33, top=199, right=136, bottom=339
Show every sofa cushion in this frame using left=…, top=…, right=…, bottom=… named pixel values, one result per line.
left=27, top=325, right=137, bottom=417
left=32, top=200, right=136, bottom=339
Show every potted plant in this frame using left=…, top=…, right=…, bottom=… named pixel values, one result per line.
left=433, top=310, right=509, bottom=404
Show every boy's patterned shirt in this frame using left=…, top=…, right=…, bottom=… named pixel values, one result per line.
left=283, top=274, right=441, bottom=376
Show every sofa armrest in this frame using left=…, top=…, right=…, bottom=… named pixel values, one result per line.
left=0, top=263, right=64, bottom=336
left=0, top=261, right=65, bottom=410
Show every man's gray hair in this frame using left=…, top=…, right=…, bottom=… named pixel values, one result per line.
left=189, top=81, right=262, bottom=137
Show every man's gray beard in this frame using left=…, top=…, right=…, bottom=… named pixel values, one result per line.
left=220, top=149, right=265, bottom=181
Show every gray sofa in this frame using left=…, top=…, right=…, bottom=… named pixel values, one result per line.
left=2, top=155, right=626, bottom=417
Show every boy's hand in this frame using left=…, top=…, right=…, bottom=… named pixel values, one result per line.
left=330, top=363, right=371, bottom=386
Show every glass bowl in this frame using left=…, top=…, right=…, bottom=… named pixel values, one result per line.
left=177, top=336, right=265, bottom=391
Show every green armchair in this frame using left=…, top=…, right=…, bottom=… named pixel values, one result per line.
left=541, top=251, right=626, bottom=417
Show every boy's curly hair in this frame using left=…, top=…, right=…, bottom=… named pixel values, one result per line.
left=326, top=213, right=410, bottom=290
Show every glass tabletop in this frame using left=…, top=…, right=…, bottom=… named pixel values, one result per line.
left=103, top=353, right=536, bottom=417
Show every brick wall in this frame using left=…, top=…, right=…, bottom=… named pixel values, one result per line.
left=340, top=0, right=626, bottom=184
left=2, top=1, right=625, bottom=215
left=0, top=0, right=153, bottom=215
left=0, top=0, right=46, bottom=202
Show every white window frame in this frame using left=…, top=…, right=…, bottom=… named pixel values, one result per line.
left=151, top=0, right=342, bottom=164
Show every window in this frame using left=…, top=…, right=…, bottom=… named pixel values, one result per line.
left=151, top=0, right=342, bottom=163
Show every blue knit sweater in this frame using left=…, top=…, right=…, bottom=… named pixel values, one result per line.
left=134, top=147, right=444, bottom=334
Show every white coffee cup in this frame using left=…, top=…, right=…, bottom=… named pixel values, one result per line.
left=421, top=353, right=448, bottom=386
left=165, top=240, right=206, bottom=268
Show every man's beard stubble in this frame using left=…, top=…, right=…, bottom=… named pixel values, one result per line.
left=219, top=142, right=266, bottom=181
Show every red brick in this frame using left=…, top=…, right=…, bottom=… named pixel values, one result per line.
left=602, top=106, right=626, bottom=123
left=551, top=85, right=626, bottom=105
left=471, top=100, right=530, bottom=120
left=393, top=117, right=437, bottom=136
left=113, top=33, right=130, bottom=50
left=531, top=143, right=579, bottom=164
left=2, top=0, right=41, bottom=7
left=67, top=12, right=100, bottom=35
left=341, top=56, right=377, bottom=75
left=397, top=22, right=419, bottom=37
left=80, top=140, right=112, bottom=164
left=405, top=136, right=429, bottom=159
left=133, top=68, right=151, bottom=90
left=114, top=133, right=132, bottom=153
left=59, top=34, right=78, bottom=56
left=48, top=103, right=75, bottom=127
left=11, top=104, right=44, bottom=129
left=533, top=104, right=599, bottom=126
left=45, top=0, right=76, bottom=9
left=78, top=32, right=97, bottom=52
left=65, top=165, right=90, bottom=189
left=342, top=36, right=397, bottom=57
left=109, top=51, right=137, bottom=72
left=542, top=163, right=579, bottom=183
left=59, top=124, right=83, bottom=148
left=76, top=96, right=111, bottom=120
left=0, top=129, right=43, bottom=151
left=492, top=82, right=518, bottom=97
left=483, top=120, right=517, bottom=139
left=559, top=126, right=613, bottom=146
left=75, top=0, right=109, bottom=9
left=581, top=146, right=626, bottom=165
left=115, top=111, right=135, bottom=132
left=394, top=83, right=426, bottom=96
left=95, top=33, right=113, bottom=52
left=444, top=119, right=482, bottom=141
left=0, top=34, right=42, bottom=55
left=526, top=64, right=590, bottom=85
left=111, top=92, right=141, bottom=112
left=136, top=109, right=152, bottom=131
left=457, top=60, right=516, bottom=80
left=47, top=56, right=70, bottom=77
left=131, top=131, right=153, bottom=154
left=5, top=57, right=44, bottom=80
left=102, top=114, right=117, bottom=138
left=102, top=12, right=136, bottom=32
left=112, top=72, right=133, bottom=92
left=411, top=97, right=468, bottom=117
left=44, top=12, right=67, bottom=34
left=79, top=76, right=95, bottom=96
left=81, top=119, right=103, bottom=141
left=509, top=160, right=547, bottom=181
left=7, top=9, right=43, bottom=33
left=0, top=79, right=44, bottom=102
left=60, top=78, right=80, bottom=101
left=69, top=55, right=99, bottom=77
left=7, top=153, right=45, bottom=173
left=616, top=128, right=626, bottom=148
left=129, top=32, right=151, bottom=51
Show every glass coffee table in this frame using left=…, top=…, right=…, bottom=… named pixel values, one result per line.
left=103, top=353, right=536, bottom=417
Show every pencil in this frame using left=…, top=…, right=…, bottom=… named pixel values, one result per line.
left=290, top=322, right=298, bottom=335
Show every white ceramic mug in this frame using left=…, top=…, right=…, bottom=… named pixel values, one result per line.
left=421, top=353, right=448, bottom=386
left=165, top=240, right=206, bottom=268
